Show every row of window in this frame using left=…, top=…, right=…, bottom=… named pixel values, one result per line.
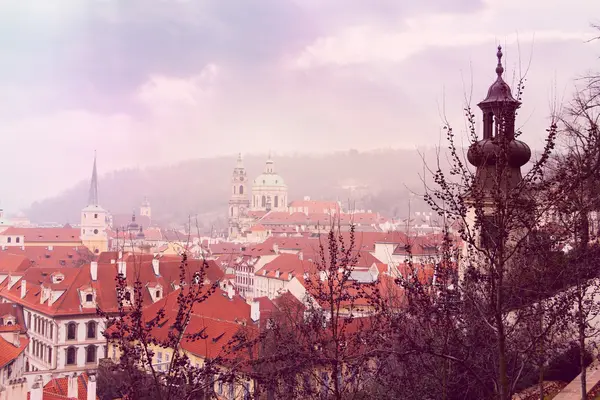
left=27, top=312, right=53, bottom=340
left=66, top=321, right=97, bottom=341
left=5, top=237, right=20, bottom=243
left=66, top=345, right=97, bottom=365
left=233, top=185, right=245, bottom=195
left=253, top=195, right=283, bottom=209
left=30, top=339, right=52, bottom=364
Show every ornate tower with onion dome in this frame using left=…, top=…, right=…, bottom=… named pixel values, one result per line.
left=229, top=154, right=251, bottom=239
left=461, top=46, right=532, bottom=275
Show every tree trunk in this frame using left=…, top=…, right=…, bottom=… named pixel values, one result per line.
left=579, top=309, right=587, bottom=400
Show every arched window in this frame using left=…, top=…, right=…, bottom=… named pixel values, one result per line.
left=239, top=185, right=244, bottom=195
left=15, top=237, right=20, bottom=243
left=156, top=290, right=161, bottom=299
left=87, top=321, right=96, bottom=339
left=86, top=345, right=97, bottom=363
left=274, top=196, right=279, bottom=208
left=66, top=347, right=76, bottom=365
left=124, top=291, right=132, bottom=302
left=7, top=237, right=11, bottom=243
left=231, top=207, right=234, bottom=217
left=233, top=186, right=236, bottom=195
left=261, top=196, right=266, bottom=207
left=67, top=322, right=77, bottom=340
left=86, top=293, right=93, bottom=303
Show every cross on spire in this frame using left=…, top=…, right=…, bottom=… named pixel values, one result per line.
left=88, top=151, right=99, bottom=206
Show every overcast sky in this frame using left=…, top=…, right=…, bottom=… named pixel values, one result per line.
left=0, top=0, right=598, bottom=211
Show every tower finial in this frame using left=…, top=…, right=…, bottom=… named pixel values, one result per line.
left=495, top=45, right=504, bottom=77
left=88, top=151, right=99, bottom=206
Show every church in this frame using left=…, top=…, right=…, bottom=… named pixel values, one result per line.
left=228, top=154, right=289, bottom=239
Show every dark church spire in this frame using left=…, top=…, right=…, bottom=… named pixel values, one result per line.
left=88, top=151, right=99, bottom=206
left=467, top=46, right=531, bottom=195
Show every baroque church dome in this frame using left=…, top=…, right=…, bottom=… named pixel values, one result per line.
left=252, top=159, right=286, bottom=188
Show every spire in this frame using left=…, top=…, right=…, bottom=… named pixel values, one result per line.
left=88, top=151, right=99, bottom=206
left=265, top=155, right=275, bottom=174
left=236, top=153, right=244, bottom=169
left=495, top=45, right=504, bottom=77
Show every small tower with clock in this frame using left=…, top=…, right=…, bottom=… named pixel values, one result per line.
left=228, top=153, right=250, bottom=239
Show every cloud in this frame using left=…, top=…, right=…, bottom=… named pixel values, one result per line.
left=0, top=0, right=597, bottom=212
left=290, top=0, right=596, bottom=69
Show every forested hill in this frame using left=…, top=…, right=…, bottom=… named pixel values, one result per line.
left=26, top=148, right=445, bottom=228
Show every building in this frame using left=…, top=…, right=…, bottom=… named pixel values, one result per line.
left=80, top=154, right=108, bottom=254
left=0, top=303, right=29, bottom=400
left=461, top=46, right=531, bottom=278
left=140, top=197, right=151, bottom=222
left=28, top=371, right=97, bottom=400
left=228, top=154, right=251, bottom=239
left=0, top=253, right=222, bottom=381
left=251, top=156, right=288, bottom=213
left=0, top=227, right=82, bottom=249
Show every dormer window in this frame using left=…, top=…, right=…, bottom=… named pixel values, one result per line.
left=52, top=274, right=64, bottom=284
left=86, top=294, right=93, bottom=303
left=156, top=290, right=161, bottom=299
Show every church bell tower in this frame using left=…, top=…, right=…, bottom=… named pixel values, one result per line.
left=228, top=154, right=250, bottom=239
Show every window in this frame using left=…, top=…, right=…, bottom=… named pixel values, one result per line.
left=274, top=195, right=279, bottom=208
left=7, top=237, right=10, bottom=243
left=261, top=196, right=266, bottom=207
left=27, top=312, right=31, bottom=329
left=87, top=321, right=96, bottom=339
left=157, top=352, right=163, bottom=371
left=48, top=347, right=52, bottom=363
left=124, top=291, right=131, bottom=302
left=86, top=293, right=93, bottom=303
left=481, top=215, right=500, bottom=250
left=233, top=186, right=236, bottom=194
left=93, top=229, right=98, bottom=234
left=15, top=237, right=20, bottom=243
left=239, top=185, right=244, bottom=195
left=67, top=322, right=77, bottom=340
left=66, top=347, right=76, bottom=365
left=156, top=290, right=161, bottom=299
left=49, top=324, right=53, bottom=340
left=86, top=345, right=97, bottom=363
left=231, top=207, right=234, bottom=217
left=94, top=213, right=98, bottom=219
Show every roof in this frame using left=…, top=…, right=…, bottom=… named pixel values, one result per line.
left=0, top=246, right=93, bottom=268
left=253, top=173, right=286, bottom=188
left=0, top=227, right=81, bottom=243
left=255, top=253, right=318, bottom=281
left=0, top=256, right=223, bottom=317
left=0, top=303, right=26, bottom=333
left=0, top=336, right=28, bottom=368
left=288, top=200, right=340, bottom=214
left=27, top=372, right=98, bottom=400
left=112, top=287, right=255, bottom=360
left=0, top=253, right=31, bottom=273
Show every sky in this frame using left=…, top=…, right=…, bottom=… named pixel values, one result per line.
left=0, top=0, right=598, bottom=211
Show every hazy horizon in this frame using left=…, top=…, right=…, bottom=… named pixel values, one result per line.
left=1, top=0, right=598, bottom=211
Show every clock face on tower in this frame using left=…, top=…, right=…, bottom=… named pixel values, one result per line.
left=240, top=176, right=244, bottom=182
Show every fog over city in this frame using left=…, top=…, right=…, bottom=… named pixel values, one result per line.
left=0, top=0, right=598, bottom=214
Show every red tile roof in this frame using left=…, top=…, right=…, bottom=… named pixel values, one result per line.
left=0, top=246, right=93, bottom=268
left=1, top=227, right=81, bottom=243
left=28, top=372, right=98, bottom=400
left=255, top=253, right=318, bottom=281
left=0, top=336, right=28, bottom=368
left=0, top=256, right=223, bottom=317
left=0, top=253, right=31, bottom=273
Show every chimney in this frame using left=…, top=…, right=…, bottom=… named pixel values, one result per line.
left=250, top=300, right=260, bottom=322
left=273, top=244, right=279, bottom=254
left=152, top=258, right=160, bottom=276
left=67, top=373, right=78, bottom=399
left=90, top=262, right=98, bottom=281
left=29, top=375, right=43, bottom=400
left=227, top=285, right=234, bottom=300
left=275, top=270, right=280, bottom=278
left=298, top=251, right=303, bottom=261
left=20, top=280, right=26, bottom=299
left=48, top=245, right=53, bottom=251
left=117, top=261, right=126, bottom=278
left=87, top=371, right=97, bottom=400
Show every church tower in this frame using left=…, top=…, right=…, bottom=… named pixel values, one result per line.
left=460, top=46, right=531, bottom=277
left=140, top=197, right=151, bottom=221
left=80, top=153, right=108, bottom=254
left=229, top=154, right=250, bottom=239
